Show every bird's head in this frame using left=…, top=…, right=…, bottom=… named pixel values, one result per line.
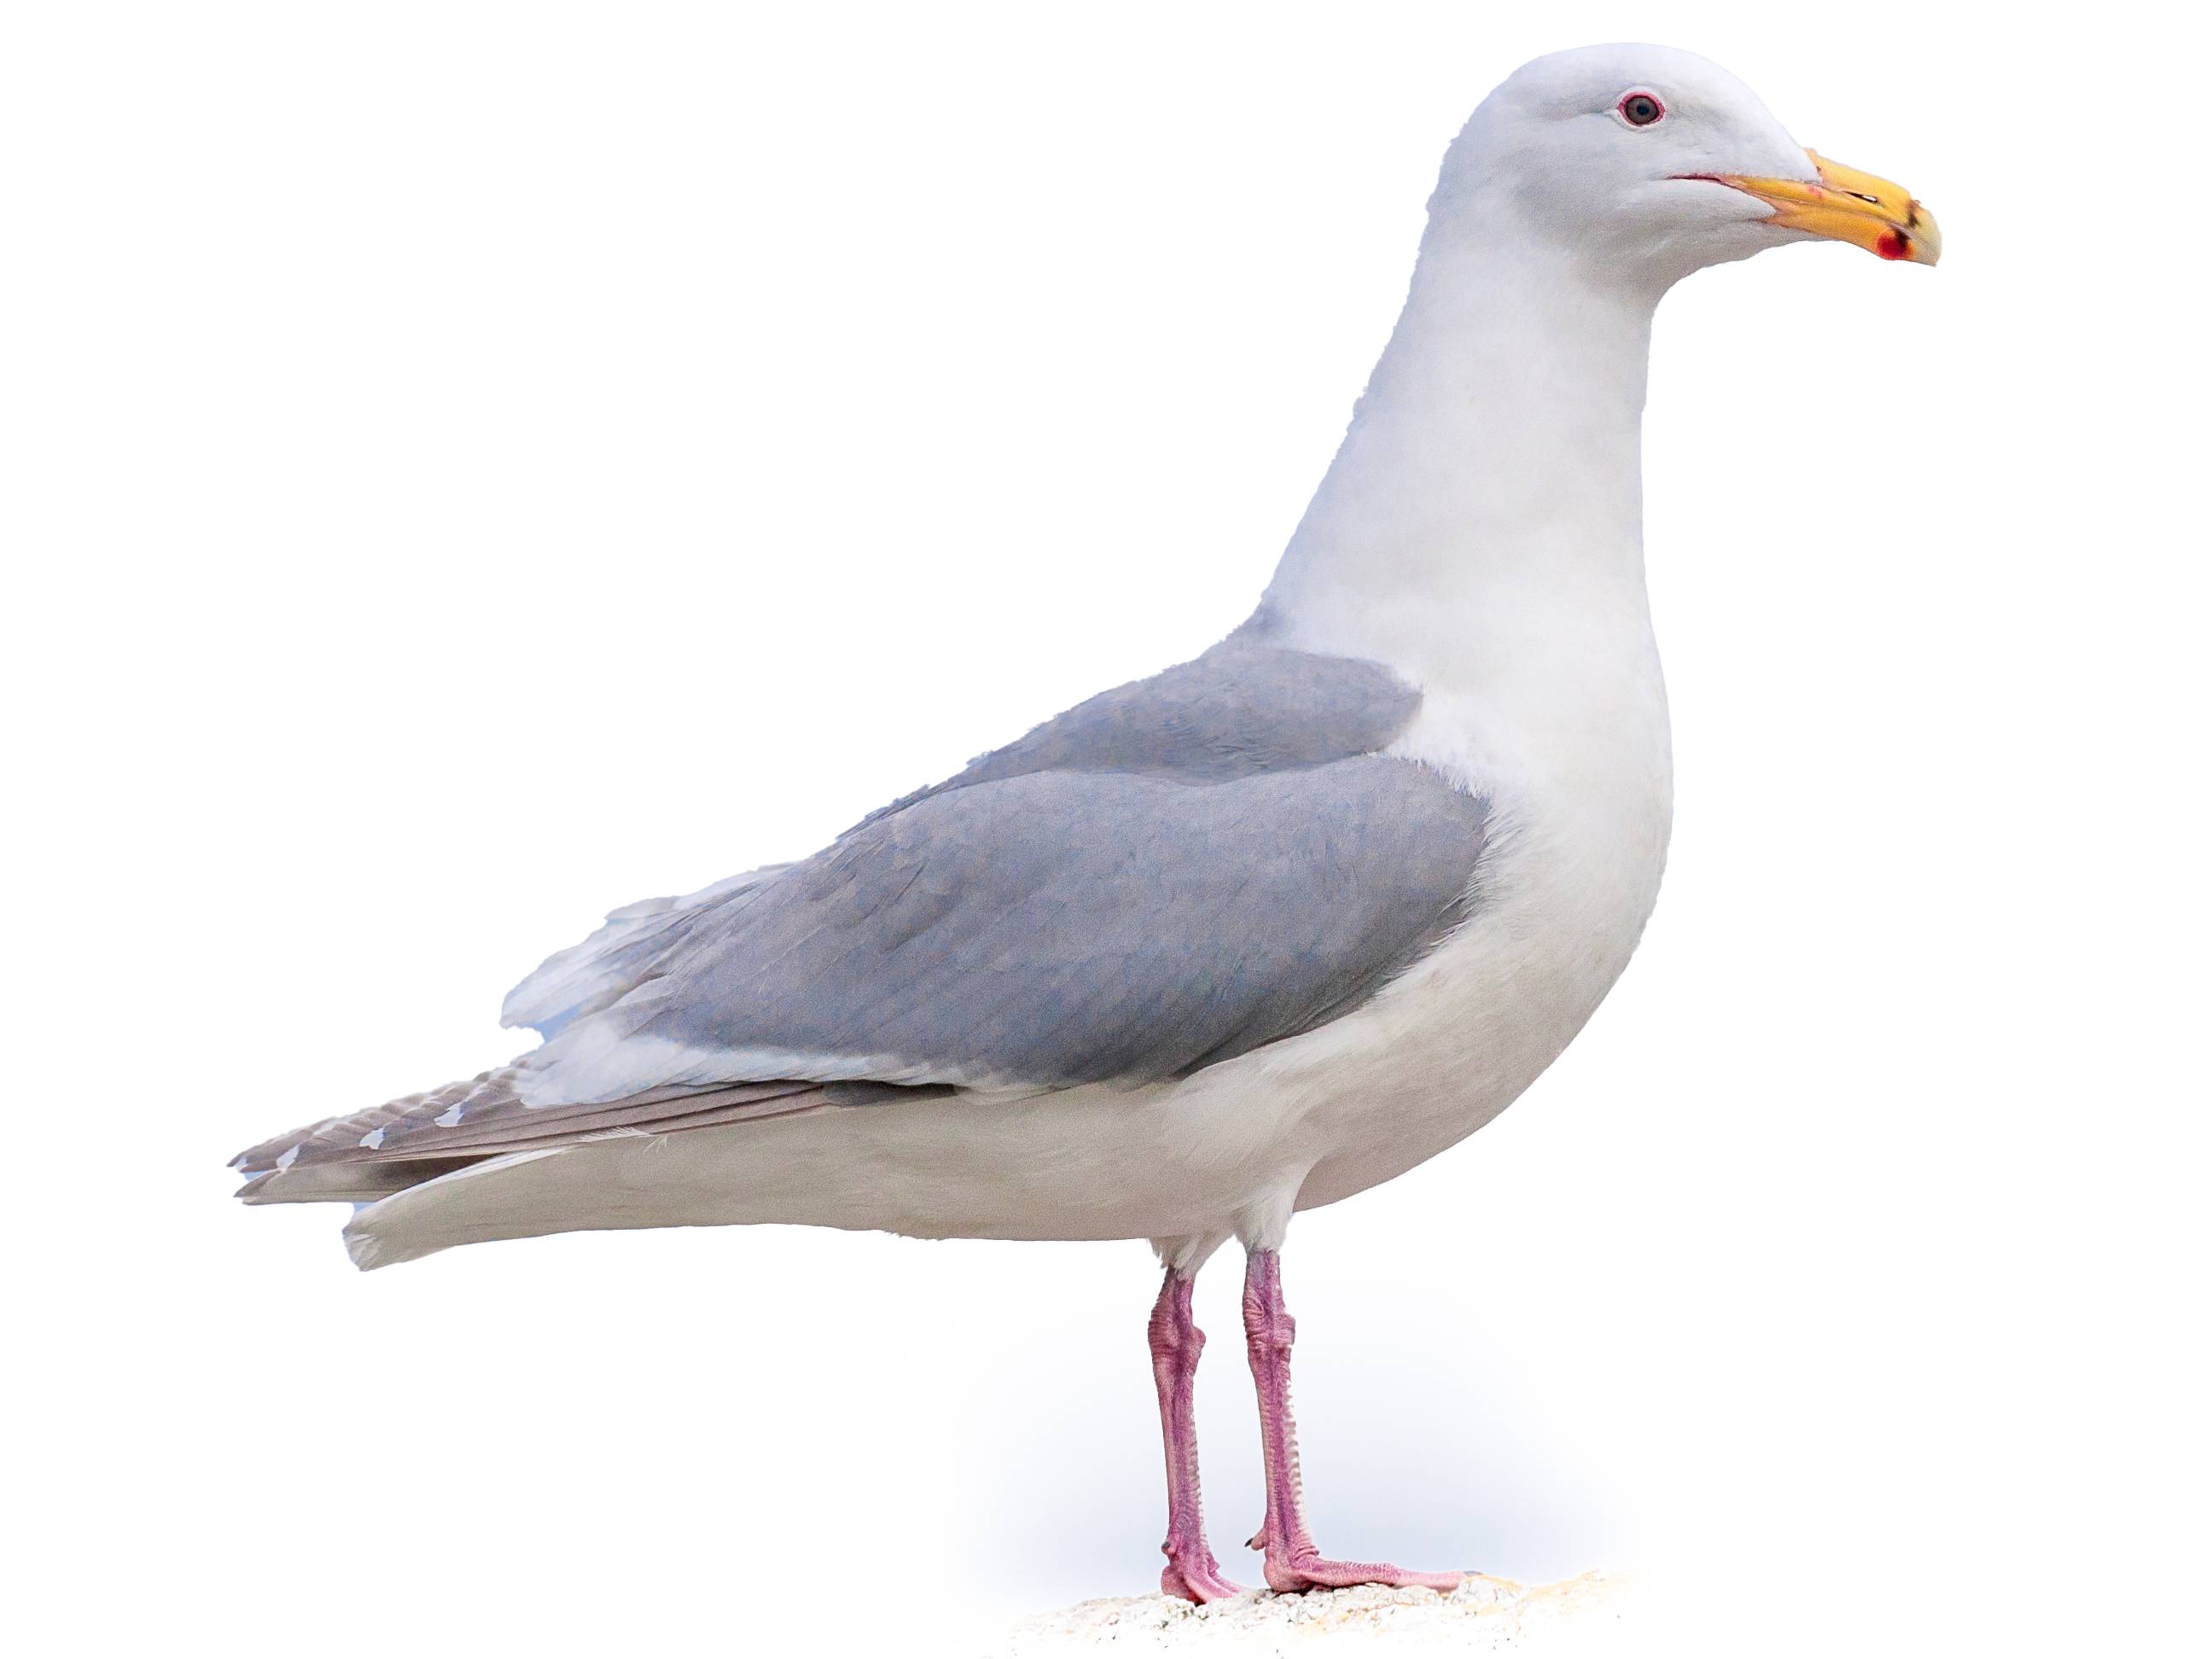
left=1437, top=44, right=1939, bottom=289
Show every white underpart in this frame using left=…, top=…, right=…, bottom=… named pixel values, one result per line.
left=341, top=49, right=1799, bottom=1271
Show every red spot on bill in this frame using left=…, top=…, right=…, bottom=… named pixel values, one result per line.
left=1875, top=230, right=1910, bottom=261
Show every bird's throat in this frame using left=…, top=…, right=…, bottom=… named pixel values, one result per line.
left=1259, top=234, right=1660, bottom=692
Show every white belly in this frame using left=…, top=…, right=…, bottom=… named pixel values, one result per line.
left=1285, top=767, right=1673, bottom=1211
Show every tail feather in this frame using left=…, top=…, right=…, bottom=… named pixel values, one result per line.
left=231, top=1064, right=841, bottom=1219
left=341, top=1150, right=574, bottom=1270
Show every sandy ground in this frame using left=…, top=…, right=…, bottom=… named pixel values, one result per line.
left=989, top=1570, right=1633, bottom=1655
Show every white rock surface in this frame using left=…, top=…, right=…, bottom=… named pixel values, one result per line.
left=990, top=1571, right=1633, bottom=1655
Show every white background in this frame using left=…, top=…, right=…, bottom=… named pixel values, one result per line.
left=7, top=3, right=2204, bottom=1654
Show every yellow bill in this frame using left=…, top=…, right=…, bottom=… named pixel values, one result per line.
left=1705, top=149, right=1941, bottom=265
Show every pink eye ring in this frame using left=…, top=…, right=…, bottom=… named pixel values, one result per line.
left=1617, top=91, right=1664, bottom=127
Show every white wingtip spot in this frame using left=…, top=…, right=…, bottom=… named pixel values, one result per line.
left=434, top=1105, right=463, bottom=1127
left=360, top=1127, right=387, bottom=1150
left=275, top=1144, right=301, bottom=1173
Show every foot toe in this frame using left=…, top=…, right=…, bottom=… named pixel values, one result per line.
left=1268, top=1552, right=1462, bottom=1594
left=1161, top=1556, right=1247, bottom=1603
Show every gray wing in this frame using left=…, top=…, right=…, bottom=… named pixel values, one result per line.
left=514, top=757, right=1487, bottom=1105
left=232, top=635, right=1487, bottom=1186
left=498, top=629, right=1425, bottom=1045
left=504, top=633, right=1488, bottom=1109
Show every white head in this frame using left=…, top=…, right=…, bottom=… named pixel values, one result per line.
left=1260, top=44, right=1939, bottom=677
left=1433, top=44, right=1939, bottom=294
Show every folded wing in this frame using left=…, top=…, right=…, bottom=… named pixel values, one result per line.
left=512, top=754, right=1489, bottom=1107
left=231, top=633, right=1488, bottom=1192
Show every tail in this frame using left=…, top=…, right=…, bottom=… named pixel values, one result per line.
left=338, top=1149, right=576, bottom=1271
left=231, top=1065, right=841, bottom=1267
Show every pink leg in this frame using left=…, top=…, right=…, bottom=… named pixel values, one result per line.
left=1149, top=1269, right=1245, bottom=1603
left=1241, top=1249, right=1463, bottom=1595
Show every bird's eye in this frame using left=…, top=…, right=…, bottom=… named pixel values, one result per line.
left=1617, top=92, right=1665, bottom=128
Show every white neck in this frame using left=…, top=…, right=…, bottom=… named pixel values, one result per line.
left=1256, top=209, right=1663, bottom=701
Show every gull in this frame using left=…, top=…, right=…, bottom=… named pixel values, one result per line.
left=232, top=44, right=1937, bottom=1601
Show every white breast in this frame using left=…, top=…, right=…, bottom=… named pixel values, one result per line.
left=1207, top=602, right=1678, bottom=1218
